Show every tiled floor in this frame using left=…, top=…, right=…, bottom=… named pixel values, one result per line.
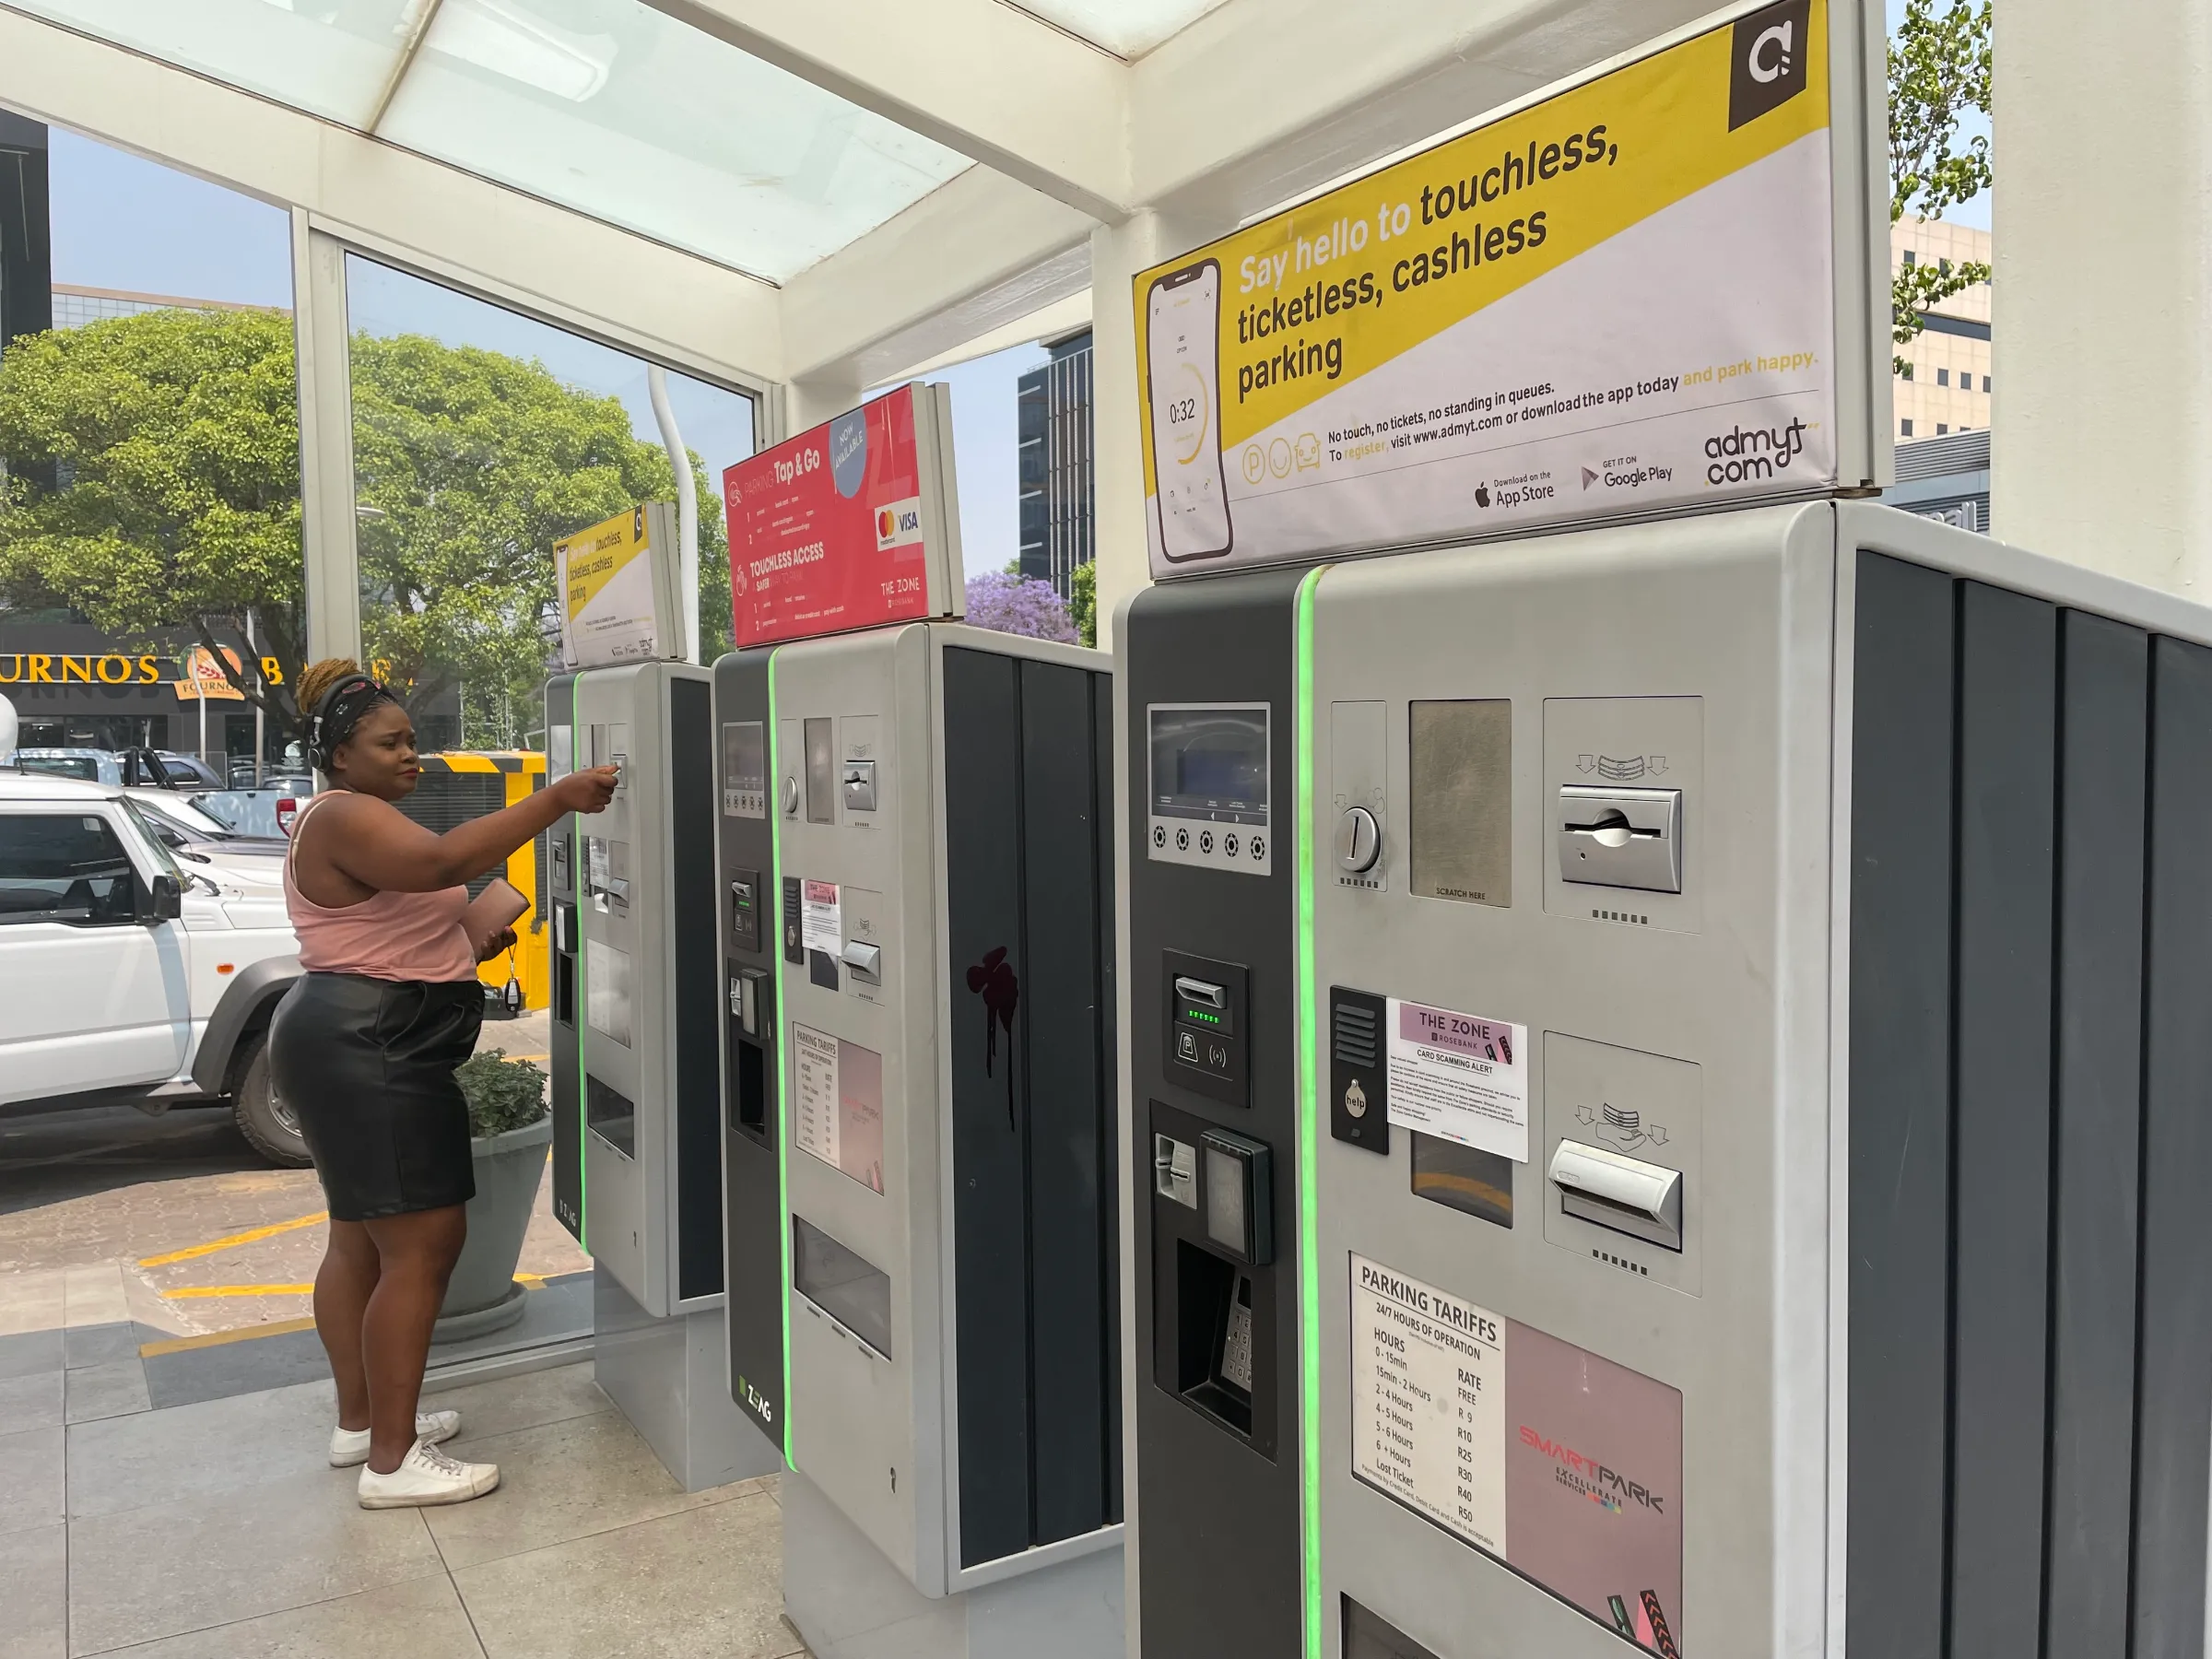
left=0, top=1357, right=806, bottom=1659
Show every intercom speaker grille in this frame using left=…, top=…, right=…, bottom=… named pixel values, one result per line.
left=1332, top=998, right=1379, bottom=1067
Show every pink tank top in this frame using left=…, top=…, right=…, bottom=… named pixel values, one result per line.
left=283, top=795, right=479, bottom=983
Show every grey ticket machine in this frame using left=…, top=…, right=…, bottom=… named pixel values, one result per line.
left=1238, top=499, right=2212, bottom=1658
left=544, top=662, right=776, bottom=1490
left=716, top=621, right=1122, bottom=1659
left=1119, top=566, right=1316, bottom=1659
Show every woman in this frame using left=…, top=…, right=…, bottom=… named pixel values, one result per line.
left=271, top=659, right=616, bottom=1508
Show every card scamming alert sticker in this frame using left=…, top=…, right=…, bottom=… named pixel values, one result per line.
left=1385, top=998, right=1529, bottom=1161
left=1350, top=1254, right=1685, bottom=1653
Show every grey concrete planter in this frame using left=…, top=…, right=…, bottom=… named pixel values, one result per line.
left=433, top=1113, right=551, bottom=1345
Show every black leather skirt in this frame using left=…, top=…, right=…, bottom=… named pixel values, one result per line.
left=268, top=973, right=484, bottom=1221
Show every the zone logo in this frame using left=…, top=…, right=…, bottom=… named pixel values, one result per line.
left=1705, top=417, right=1808, bottom=485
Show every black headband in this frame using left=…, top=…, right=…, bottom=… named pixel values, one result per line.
left=305, top=674, right=394, bottom=771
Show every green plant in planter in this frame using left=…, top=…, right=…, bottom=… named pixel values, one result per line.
left=454, top=1050, right=550, bottom=1139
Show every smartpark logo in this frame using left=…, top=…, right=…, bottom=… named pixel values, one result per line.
left=1703, top=417, right=1809, bottom=487
left=1519, top=1424, right=1668, bottom=1515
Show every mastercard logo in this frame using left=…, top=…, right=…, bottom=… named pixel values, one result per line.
left=877, top=509, right=896, bottom=538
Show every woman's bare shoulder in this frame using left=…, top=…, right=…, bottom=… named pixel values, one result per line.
left=300, top=791, right=407, bottom=842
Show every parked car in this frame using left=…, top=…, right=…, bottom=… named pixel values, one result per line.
left=154, top=751, right=227, bottom=790
left=0, top=771, right=308, bottom=1165
left=191, top=782, right=314, bottom=839
left=12, top=747, right=125, bottom=785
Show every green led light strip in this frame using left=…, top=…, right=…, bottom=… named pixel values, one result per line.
left=768, top=653, right=794, bottom=1470
left=1293, top=565, right=1325, bottom=1659
left=571, top=673, right=588, bottom=1253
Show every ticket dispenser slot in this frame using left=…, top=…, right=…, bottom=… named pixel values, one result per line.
left=1547, top=1139, right=1684, bottom=1251
left=1557, top=784, right=1683, bottom=893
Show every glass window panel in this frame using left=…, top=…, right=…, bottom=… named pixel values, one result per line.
left=1005, top=0, right=1231, bottom=58
left=0, top=125, right=312, bottom=1337
left=3, top=0, right=408, bottom=127
left=345, top=253, right=755, bottom=755
left=379, top=0, right=972, bottom=282
left=1, top=125, right=304, bottom=780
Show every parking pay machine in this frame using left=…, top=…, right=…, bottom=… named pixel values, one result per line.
left=546, top=661, right=777, bottom=1489
left=1131, top=501, right=2212, bottom=1659
left=716, top=622, right=1121, bottom=1658
left=1120, top=566, right=1313, bottom=1659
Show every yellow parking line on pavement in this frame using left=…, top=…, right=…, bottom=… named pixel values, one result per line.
left=138, top=1316, right=318, bottom=1358
left=138, top=1210, right=330, bottom=1267
left=164, top=1284, right=314, bottom=1298
left=161, top=1273, right=547, bottom=1301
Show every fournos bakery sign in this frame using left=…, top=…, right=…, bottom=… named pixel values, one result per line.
left=0, top=652, right=288, bottom=689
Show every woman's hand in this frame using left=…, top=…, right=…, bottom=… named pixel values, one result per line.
left=552, top=765, right=619, bottom=816
left=476, top=925, right=517, bottom=964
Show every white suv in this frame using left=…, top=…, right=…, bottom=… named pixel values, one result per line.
left=0, top=772, right=308, bottom=1164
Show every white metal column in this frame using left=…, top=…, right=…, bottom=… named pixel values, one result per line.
left=292, top=210, right=361, bottom=666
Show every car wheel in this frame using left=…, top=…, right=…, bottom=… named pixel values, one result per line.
left=232, top=1037, right=312, bottom=1168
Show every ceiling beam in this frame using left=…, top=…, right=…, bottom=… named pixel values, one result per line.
left=636, top=0, right=1133, bottom=222
left=779, top=163, right=1095, bottom=389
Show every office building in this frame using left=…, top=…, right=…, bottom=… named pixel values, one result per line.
left=1894, top=217, right=1992, bottom=441
left=1887, top=427, right=1992, bottom=535
left=1016, top=327, right=1093, bottom=598
left=0, top=111, right=49, bottom=356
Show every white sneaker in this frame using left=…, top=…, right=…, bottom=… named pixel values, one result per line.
left=357, top=1437, right=500, bottom=1509
left=330, top=1409, right=462, bottom=1467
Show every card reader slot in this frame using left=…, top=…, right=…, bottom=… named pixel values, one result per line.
left=1174, top=975, right=1227, bottom=1009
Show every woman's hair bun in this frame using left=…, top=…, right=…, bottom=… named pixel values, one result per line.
left=297, top=657, right=365, bottom=713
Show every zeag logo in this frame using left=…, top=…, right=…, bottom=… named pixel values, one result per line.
left=1728, top=0, right=1812, bottom=131
left=874, top=496, right=924, bottom=550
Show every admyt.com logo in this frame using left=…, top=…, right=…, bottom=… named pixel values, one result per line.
left=1704, top=417, right=1809, bottom=485
left=1729, top=0, right=1812, bottom=130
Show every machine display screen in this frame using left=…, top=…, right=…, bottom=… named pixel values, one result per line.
left=1149, top=705, right=1269, bottom=827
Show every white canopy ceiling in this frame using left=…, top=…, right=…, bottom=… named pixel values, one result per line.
left=3, top=0, right=981, bottom=282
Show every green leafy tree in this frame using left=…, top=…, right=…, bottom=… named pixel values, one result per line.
left=0, top=308, right=306, bottom=725
left=1069, top=559, right=1097, bottom=649
left=0, top=309, right=733, bottom=750
left=1890, top=0, right=1994, bottom=366
left=350, top=333, right=730, bottom=747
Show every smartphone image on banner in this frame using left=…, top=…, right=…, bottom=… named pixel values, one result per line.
left=1147, top=258, right=1234, bottom=562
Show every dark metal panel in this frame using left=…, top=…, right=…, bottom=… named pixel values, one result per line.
left=1018, top=657, right=1112, bottom=1546
left=1128, top=566, right=1311, bottom=1659
left=2044, top=611, right=2148, bottom=1655
left=941, top=645, right=1033, bottom=1568
left=2132, top=635, right=2212, bottom=1659
left=544, top=673, right=584, bottom=1246
left=1095, top=671, right=1124, bottom=1526
left=714, top=648, right=784, bottom=1442
left=1845, top=552, right=1957, bottom=1659
left=669, top=677, right=724, bottom=1302
left=1947, top=582, right=2058, bottom=1659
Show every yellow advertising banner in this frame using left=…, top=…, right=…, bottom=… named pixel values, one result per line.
left=1135, top=0, right=1841, bottom=576
left=555, top=504, right=679, bottom=668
